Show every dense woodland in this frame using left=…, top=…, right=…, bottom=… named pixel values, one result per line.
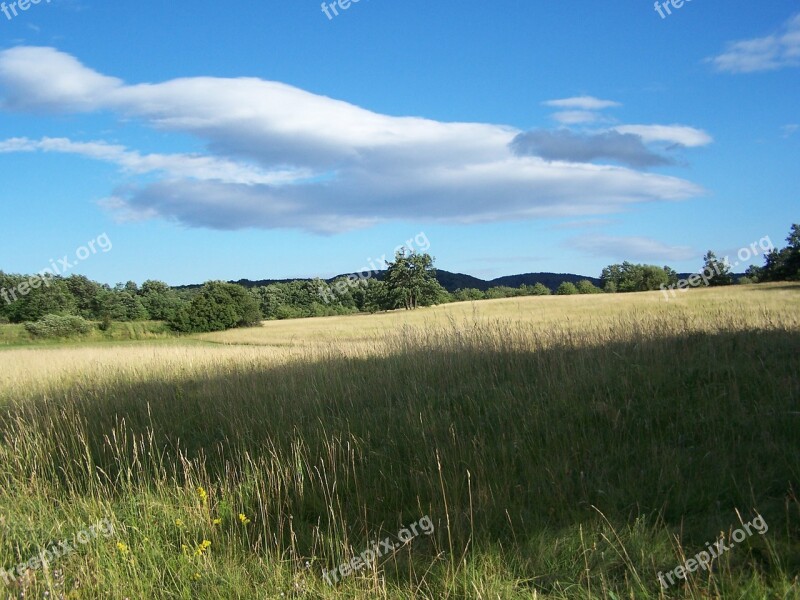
left=1, top=224, right=798, bottom=335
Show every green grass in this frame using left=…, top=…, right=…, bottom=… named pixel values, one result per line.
left=0, top=285, right=799, bottom=598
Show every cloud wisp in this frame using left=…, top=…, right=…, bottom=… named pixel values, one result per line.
left=709, top=13, right=800, bottom=73
left=542, top=96, right=622, bottom=111
left=570, top=235, right=696, bottom=262
left=0, top=47, right=708, bottom=233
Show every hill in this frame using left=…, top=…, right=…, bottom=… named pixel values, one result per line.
left=202, top=269, right=602, bottom=293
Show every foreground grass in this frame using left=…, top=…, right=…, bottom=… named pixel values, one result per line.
left=0, top=284, right=799, bottom=598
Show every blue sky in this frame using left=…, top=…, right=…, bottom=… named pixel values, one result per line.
left=0, top=0, right=798, bottom=285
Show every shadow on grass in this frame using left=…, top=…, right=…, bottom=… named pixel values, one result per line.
left=1, top=325, right=799, bottom=594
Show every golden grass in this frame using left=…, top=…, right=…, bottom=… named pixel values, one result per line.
left=199, top=282, right=800, bottom=346
left=0, top=283, right=797, bottom=598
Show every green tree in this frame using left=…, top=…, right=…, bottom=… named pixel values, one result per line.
left=453, top=288, right=485, bottom=301
left=601, top=262, right=673, bottom=293
left=361, top=279, right=391, bottom=313
left=744, top=264, right=764, bottom=283
left=521, top=283, right=552, bottom=296
left=385, top=250, right=444, bottom=310
left=485, top=286, right=520, bottom=299
left=701, top=251, right=733, bottom=286
left=556, top=281, right=579, bottom=295
left=171, top=281, right=262, bottom=332
left=140, top=280, right=185, bottom=321
left=576, top=279, right=603, bottom=294
left=97, top=289, right=149, bottom=321
left=0, top=271, right=25, bottom=322
left=758, top=224, right=800, bottom=282
left=9, top=277, right=77, bottom=323
left=65, top=274, right=102, bottom=319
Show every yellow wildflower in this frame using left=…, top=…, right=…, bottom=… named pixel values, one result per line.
left=238, top=513, right=251, bottom=525
left=212, top=518, right=222, bottom=526
left=197, top=486, right=208, bottom=503
left=175, top=519, right=184, bottom=527
left=195, top=540, right=212, bottom=556
left=116, top=542, right=129, bottom=555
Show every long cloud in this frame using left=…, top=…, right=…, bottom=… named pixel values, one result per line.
left=709, top=13, right=800, bottom=73
left=0, top=46, right=708, bottom=233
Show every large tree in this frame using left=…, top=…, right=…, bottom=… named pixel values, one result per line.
left=601, top=262, right=676, bottom=293
left=140, top=280, right=184, bottom=321
left=171, top=281, right=262, bottom=332
left=8, top=277, right=77, bottom=323
left=758, top=224, right=800, bottom=282
left=384, top=250, right=448, bottom=310
left=701, top=251, right=733, bottom=286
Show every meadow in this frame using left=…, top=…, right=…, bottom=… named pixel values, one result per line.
left=0, top=283, right=799, bottom=599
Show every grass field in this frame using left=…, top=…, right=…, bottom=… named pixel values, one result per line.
left=1, top=284, right=799, bottom=598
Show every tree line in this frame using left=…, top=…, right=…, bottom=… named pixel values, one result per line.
left=1, top=224, right=797, bottom=335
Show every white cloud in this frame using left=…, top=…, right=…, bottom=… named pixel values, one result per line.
left=551, top=110, right=606, bottom=125
left=0, top=47, right=707, bottom=233
left=781, top=124, right=799, bottom=138
left=0, top=137, right=312, bottom=185
left=709, top=14, right=800, bottom=73
left=571, top=235, right=696, bottom=262
left=543, top=96, right=621, bottom=110
left=612, top=125, right=713, bottom=148
left=0, top=46, right=122, bottom=111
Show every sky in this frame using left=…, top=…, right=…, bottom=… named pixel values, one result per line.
left=0, top=0, right=798, bottom=285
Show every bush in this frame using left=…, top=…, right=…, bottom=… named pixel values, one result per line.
left=99, top=314, right=113, bottom=331
left=453, top=288, right=485, bottom=302
left=527, top=283, right=552, bottom=296
left=556, top=282, right=579, bottom=295
left=24, top=314, right=93, bottom=338
left=576, top=279, right=603, bottom=294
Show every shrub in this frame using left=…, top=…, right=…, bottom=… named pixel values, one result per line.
left=24, top=314, right=93, bottom=338
left=528, top=283, right=552, bottom=296
left=556, top=282, right=579, bottom=295
left=576, top=279, right=603, bottom=294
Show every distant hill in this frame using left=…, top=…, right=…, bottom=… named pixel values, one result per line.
left=486, top=272, right=601, bottom=291
left=181, top=270, right=603, bottom=293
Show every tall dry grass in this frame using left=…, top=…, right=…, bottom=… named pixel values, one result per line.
left=0, top=284, right=798, bottom=598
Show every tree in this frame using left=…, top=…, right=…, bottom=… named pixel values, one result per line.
left=65, top=275, right=102, bottom=318
left=140, top=280, right=184, bottom=321
left=0, top=271, right=25, bottom=322
left=97, top=289, right=149, bottom=321
left=601, top=264, right=623, bottom=293
left=744, top=264, right=764, bottom=283
left=601, top=262, right=673, bottom=293
left=9, top=277, right=77, bottom=323
left=576, top=279, right=603, bottom=294
left=556, top=282, right=578, bottom=295
left=361, top=279, right=391, bottom=313
left=523, top=283, right=552, bottom=296
left=171, top=281, right=262, bottom=332
left=453, top=288, right=485, bottom=301
left=757, top=224, right=800, bottom=282
left=384, top=250, right=444, bottom=310
left=701, top=251, right=733, bottom=286
left=485, top=286, right=521, bottom=299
